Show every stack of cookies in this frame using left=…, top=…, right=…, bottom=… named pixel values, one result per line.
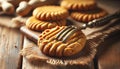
left=25, top=5, right=87, bottom=57
left=26, top=6, right=69, bottom=31
left=60, top=0, right=108, bottom=23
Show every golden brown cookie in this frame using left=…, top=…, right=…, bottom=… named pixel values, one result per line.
left=38, top=26, right=86, bottom=57
left=26, top=16, right=66, bottom=31
left=60, top=0, right=96, bottom=10
left=70, top=8, right=108, bottom=22
left=33, top=6, right=69, bottom=21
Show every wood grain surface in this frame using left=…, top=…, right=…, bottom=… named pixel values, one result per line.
left=97, top=35, right=120, bottom=69
left=0, top=26, right=23, bottom=69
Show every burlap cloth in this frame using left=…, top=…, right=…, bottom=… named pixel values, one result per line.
left=20, top=18, right=120, bottom=66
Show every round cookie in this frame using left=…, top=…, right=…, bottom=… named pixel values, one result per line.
left=38, top=26, right=86, bottom=57
left=26, top=16, right=66, bottom=31
left=70, top=8, right=108, bottom=22
left=60, top=0, right=96, bottom=10
left=33, top=6, right=69, bottom=21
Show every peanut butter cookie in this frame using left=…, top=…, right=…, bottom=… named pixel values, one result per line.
left=38, top=26, right=86, bottom=57
left=71, top=8, right=108, bottom=22
left=26, top=16, right=66, bottom=31
left=60, top=0, right=96, bottom=10
left=33, top=6, right=69, bottom=21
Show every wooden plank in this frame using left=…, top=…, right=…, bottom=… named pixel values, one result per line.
left=22, top=37, right=94, bottom=69
left=0, top=26, right=23, bottom=69
left=97, top=35, right=120, bottom=69
left=95, top=0, right=120, bottom=69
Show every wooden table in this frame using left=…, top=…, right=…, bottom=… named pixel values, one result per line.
left=0, top=0, right=120, bottom=69
left=0, top=17, right=95, bottom=69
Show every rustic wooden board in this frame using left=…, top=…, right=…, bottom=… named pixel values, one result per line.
left=97, top=35, right=120, bottom=69
left=0, top=26, right=23, bottom=69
